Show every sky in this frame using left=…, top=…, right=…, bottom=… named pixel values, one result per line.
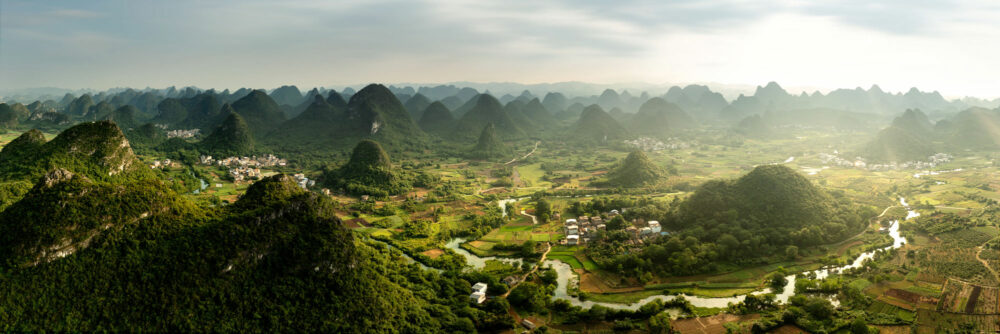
left=2, top=0, right=1000, bottom=98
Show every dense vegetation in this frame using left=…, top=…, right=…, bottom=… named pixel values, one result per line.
left=596, top=150, right=666, bottom=187
left=323, top=140, right=411, bottom=198
left=586, top=165, right=873, bottom=278
left=468, top=123, right=510, bottom=160
left=200, top=109, right=255, bottom=156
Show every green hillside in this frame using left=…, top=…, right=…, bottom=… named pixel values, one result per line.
left=200, top=109, right=255, bottom=157
left=598, top=150, right=665, bottom=187
left=469, top=123, right=511, bottom=160
left=323, top=140, right=410, bottom=198
left=569, top=104, right=629, bottom=143
left=454, top=94, right=524, bottom=139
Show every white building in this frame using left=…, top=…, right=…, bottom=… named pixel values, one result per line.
left=565, top=225, right=579, bottom=236
left=648, top=221, right=661, bottom=234
left=566, top=234, right=580, bottom=245
left=470, top=282, right=488, bottom=304
left=565, top=218, right=577, bottom=225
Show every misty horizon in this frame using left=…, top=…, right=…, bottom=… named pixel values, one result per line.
left=3, top=1, right=1000, bottom=99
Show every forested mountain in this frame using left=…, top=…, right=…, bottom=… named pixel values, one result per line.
left=468, top=123, right=510, bottom=160
left=417, top=101, right=456, bottom=135
left=569, top=104, right=629, bottom=142
left=674, top=165, right=867, bottom=248
left=200, top=109, right=255, bottom=157
left=860, top=126, right=934, bottom=163
left=520, top=98, right=558, bottom=129
left=0, top=121, right=146, bottom=182
left=343, top=84, right=427, bottom=150
left=890, top=109, right=934, bottom=136
left=404, top=93, right=432, bottom=119
left=598, top=150, right=665, bottom=187
left=454, top=94, right=524, bottom=139
left=940, top=107, right=1000, bottom=150
left=230, top=90, right=286, bottom=139
left=0, top=104, right=23, bottom=129
left=323, top=140, right=410, bottom=197
left=326, top=90, right=348, bottom=109
left=64, top=94, right=94, bottom=116
left=629, top=98, right=695, bottom=135
left=102, top=106, right=139, bottom=130
left=502, top=100, right=538, bottom=133
left=265, top=95, right=343, bottom=150
left=269, top=85, right=304, bottom=107
left=541, top=92, right=568, bottom=113
left=0, top=123, right=505, bottom=331
left=734, top=114, right=773, bottom=138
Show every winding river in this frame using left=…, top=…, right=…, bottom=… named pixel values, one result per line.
left=444, top=197, right=916, bottom=310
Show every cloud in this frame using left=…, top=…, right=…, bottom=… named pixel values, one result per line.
left=47, top=8, right=104, bottom=19
left=2, top=0, right=1000, bottom=98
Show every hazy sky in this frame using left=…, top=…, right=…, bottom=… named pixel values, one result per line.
left=2, top=0, right=1000, bottom=98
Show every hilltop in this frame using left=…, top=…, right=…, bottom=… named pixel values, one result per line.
left=735, top=114, right=773, bottom=138
left=404, top=93, right=432, bottom=119
left=597, top=150, right=666, bottom=187
left=230, top=90, right=286, bottom=138
left=265, top=95, right=344, bottom=149
left=468, top=123, right=511, bottom=160
left=417, top=101, right=455, bottom=135
left=941, top=108, right=1000, bottom=150
left=200, top=108, right=255, bottom=157
left=674, top=164, right=867, bottom=251
left=569, top=104, right=629, bottom=143
left=0, top=172, right=480, bottom=331
left=629, top=98, right=695, bottom=135
left=860, top=125, right=934, bottom=163
left=323, top=140, right=410, bottom=197
left=0, top=121, right=147, bottom=182
left=344, top=84, right=427, bottom=149
left=454, top=94, right=524, bottom=139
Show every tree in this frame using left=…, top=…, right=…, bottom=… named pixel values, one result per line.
left=507, top=282, right=547, bottom=313
left=805, top=297, right=835, bottom=320
left=648, top=311, right=672, bottom=334
left=850, top=318, right=870, bottom=334
left=607, top=215, right=627, bottom=230
left=535, top=199, right=552, bottom=223
left=520, top=240, right=537, bottom=258
left=505, top=202, right=517, bottom=220
left=768, top=273, right=788, bottom=291
left=785, top=245, right=799, bottom=259
left=718, top=233, right=739, bottom=256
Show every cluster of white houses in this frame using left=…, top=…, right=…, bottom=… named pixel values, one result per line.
left=149, top=159, right=179, bottom=169
left=469, top=282, right=488, bottom=304
left=563, top=209, right=664, bottom=245
left=817, top=152, right=953, bottom=171
left=228, top=166, right=262, bottom=182
left=165, top=129, right=200, bottom=139
left=199, top=154, right=288, bottom=168
left=292, top=173, right=316, bottom=190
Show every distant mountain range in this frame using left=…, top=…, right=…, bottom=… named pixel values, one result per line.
left=6, top=82, right=998, bottom=118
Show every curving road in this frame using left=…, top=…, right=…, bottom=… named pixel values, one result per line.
left=505, top=141, right=540, bottom=165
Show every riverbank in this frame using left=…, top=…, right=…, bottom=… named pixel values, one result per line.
left=446, top=197, right=916, bottom=311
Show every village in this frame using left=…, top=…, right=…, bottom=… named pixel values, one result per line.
left=818, top=152, right=953, bottom=171
left=623, top=136, right=692, bottom=151
left=560, top=209, right=665, bottom=246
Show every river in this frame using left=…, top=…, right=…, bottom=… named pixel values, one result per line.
left=444, top=197, right=916, bottom=310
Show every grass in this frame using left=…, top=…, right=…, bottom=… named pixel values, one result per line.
left=848, top=278, right=873, bottom=291
left=500, top=225, right=533, bottom=232
left=549, top=255, right=583, bottom=269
